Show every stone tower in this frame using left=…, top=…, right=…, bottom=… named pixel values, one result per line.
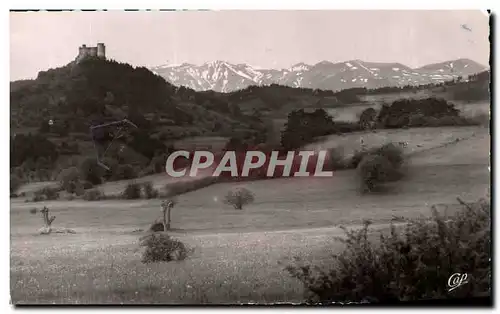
left=97, top=43, right=106, bottom=58
left=76, top=43, right=107, bottom=63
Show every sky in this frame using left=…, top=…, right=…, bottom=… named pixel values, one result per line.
left=10, top=10, right=490, bottom=81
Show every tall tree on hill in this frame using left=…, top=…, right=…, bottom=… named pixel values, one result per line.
left=359, top=107, right=377, bottom=130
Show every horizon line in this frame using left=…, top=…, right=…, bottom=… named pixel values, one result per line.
left=11, top=56, right=489, bottom=82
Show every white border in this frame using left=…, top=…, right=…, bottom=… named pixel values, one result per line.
left=2, top=1, right=497, bottom=314
left=3, top=1, right=497, bottom=10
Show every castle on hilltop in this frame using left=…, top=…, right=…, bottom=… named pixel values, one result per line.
left=75, top=43, right=106, bottom=63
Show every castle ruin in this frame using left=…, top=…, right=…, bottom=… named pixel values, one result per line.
left=76, top=43, right=106, bottom=63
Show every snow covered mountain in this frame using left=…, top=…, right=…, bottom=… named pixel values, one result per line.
left=151, top=58, right=488, bottom=93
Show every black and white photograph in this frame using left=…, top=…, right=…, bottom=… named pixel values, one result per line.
left=8, top=9, right=492, bottom=305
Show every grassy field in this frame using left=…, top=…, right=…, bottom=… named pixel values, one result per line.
left=325, top=100, right=489, bottom=122
left=10, top=125, right=490, bottom=304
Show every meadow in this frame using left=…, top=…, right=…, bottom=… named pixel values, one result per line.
left=325, top=99, right=489, bottom=122
left=10, top=124, right=490, bottom=304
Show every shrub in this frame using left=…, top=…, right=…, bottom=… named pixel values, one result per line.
left=139, top=232, right=189, bottom=263
left=378, top=97, right=460, bottom=129
left=358, top=107, right=377, bottom=130
left=79, top=158, right=104, bottom=185
left=350, top=143, right=404, bottom=170
left=142, top=182, right=159, bottom=199
left=112, top=164, right=138, bottom=180
left=357, top=154, right=403, bottom=193
left=149, top=218, right=166, bottom=232
left=285, top=197, right=491, bottom=303
left=83, top=189, right=105, bottom=201
left=82, top=181, right=94, bottom=190
left=376, top=143, right=404, bottom=168
left=10, top=174, right=22, bottom=194
left=57, top=167, right=82, bottom=194
left=224, top=187, right=255, bottom=210
left=326, top=148, right=348, bottom=171
left=32, top=186, right=60, bottom=202
left=349, top=149, right=366, bottom=169
left=122, top=182, right=142, bottom=199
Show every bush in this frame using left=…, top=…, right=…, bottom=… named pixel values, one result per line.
left=349, top=149, right=366, bottom=169
left=224, top=187, right=255, bottom=210
left=350, top=143, right=404, bottom=170
left=285, top=197, right=491, bottom=303
left=122, top=182, right=142, bottom=199
left=57, top=167, right=82, bottom=194
left=142, top=182, right=159, bottom=199
left=376, top=143, right=404, bottom=168
left=378, top=97, right=460, bottom=129
left=10, top=174, right=22, bottom=194
left=83, top=189, right=105, bottom=201
left=32, top=186, right=60, bottom=202
left=139, top=232, right=189, bottom=263
left=112, top=164, right=138, bottom=181
left=357, top=154, right=403, bottom=193
left=326, top=148, right=348, bottom=171
left=79, top=158, right=104, bottom=185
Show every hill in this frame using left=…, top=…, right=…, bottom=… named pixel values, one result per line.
left=9, top=55, right=490, bottom=187
left=9, top=58, right=269, bottom=183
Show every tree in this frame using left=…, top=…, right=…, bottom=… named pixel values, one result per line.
left=281, top=109, right=335, bottom=151
left=359, top=108, right=377, bottom=130
left=57, top=167, right=83, bottom=194
left=377, top=98, right=461, bottom=129
left=80, top=158, right=104, bottom=185
left=224, top=187, right=255, bottom=210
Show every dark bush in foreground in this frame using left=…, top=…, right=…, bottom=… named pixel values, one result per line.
left=122, top=182, right=142, bottom=199
left=224, top=187, right=255, bottom=210
left=285, top=197, right=491, bottom=303
left=83, top=189, right=105, bottom=201
left=140, top=232, right=189, bottom=263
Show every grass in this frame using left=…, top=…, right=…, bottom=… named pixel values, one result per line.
left=11, top=220, right=402, bottom=304
left=10, top=126, right=490, bottom=304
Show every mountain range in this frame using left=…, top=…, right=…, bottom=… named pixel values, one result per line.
left=151, top=58, right=488, bottom=93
